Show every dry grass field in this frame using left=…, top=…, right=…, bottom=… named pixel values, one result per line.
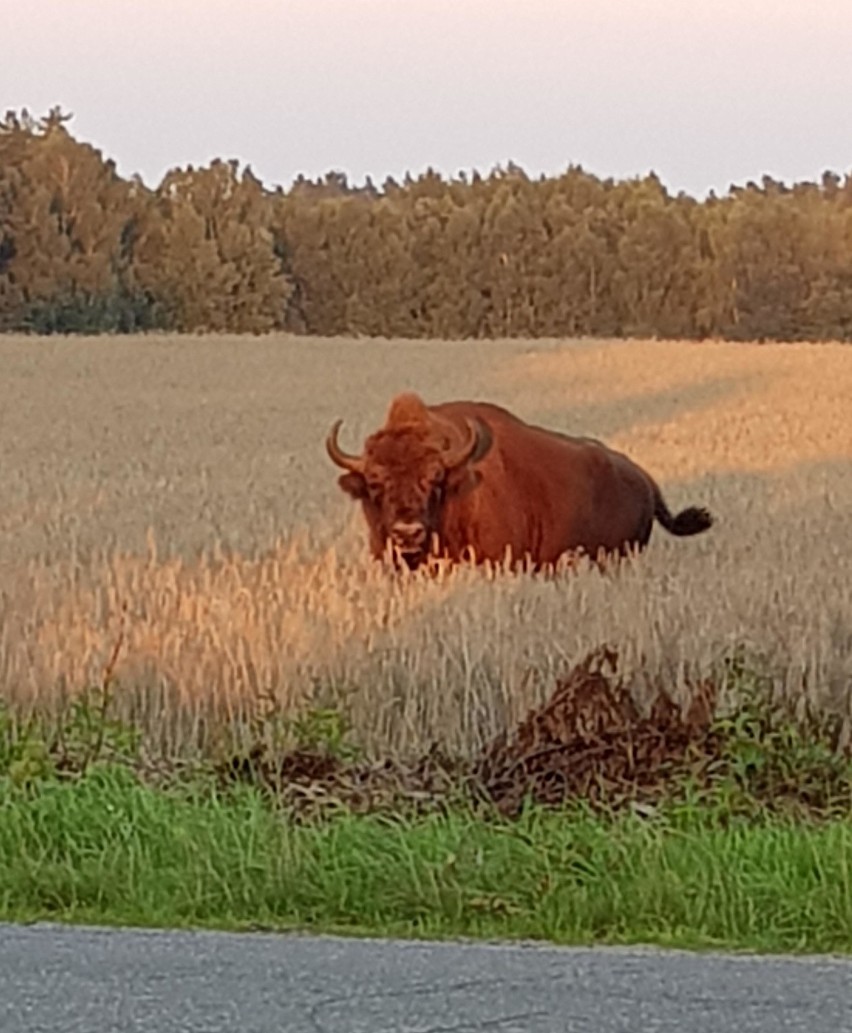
left=1, top=334, right=851, bottom=758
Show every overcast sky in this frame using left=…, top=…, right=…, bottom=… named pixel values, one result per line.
left=5, top=0, right=852, bottom=198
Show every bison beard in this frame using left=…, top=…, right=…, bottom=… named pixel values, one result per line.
left=326, top=393, right=714, bottom=571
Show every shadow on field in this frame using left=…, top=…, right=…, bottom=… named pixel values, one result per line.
left=480, top=339, right=766, bottom=442
left=520, top=370, right=761, bottom=443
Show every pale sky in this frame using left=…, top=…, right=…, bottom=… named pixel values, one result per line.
left=5, top=0, right=852, bottom=198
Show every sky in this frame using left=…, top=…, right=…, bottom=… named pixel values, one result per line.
left=5, top=0, right=852, bottom=198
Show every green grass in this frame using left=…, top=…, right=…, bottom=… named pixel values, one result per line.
left=2, top=764, right=851, bottom=954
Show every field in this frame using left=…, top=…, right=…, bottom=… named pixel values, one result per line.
left=4, top=332, right=852, bottom=950
left=2, top=333, right=852, bottom=761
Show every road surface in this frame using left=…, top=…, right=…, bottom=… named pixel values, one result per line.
left=1, top=923, right=850, bottom=1032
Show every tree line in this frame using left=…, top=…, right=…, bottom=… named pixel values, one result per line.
left=3, top=108, right=852, bottom=341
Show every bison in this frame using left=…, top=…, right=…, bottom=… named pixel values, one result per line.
left=326, top=392, right=713, bottom=571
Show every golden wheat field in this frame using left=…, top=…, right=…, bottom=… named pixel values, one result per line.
left=1, top=333, right=851, bottom=757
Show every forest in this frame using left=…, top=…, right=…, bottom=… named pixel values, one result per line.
left=2, top=107, right=852, bottom=341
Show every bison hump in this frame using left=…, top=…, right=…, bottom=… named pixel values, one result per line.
left=386, top=392, right=430, bottom=426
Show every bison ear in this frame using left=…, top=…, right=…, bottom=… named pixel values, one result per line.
left=338, top=472, right=368, bottom=499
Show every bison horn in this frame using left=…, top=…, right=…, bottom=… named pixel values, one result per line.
left=442, top=417, right=490, bottom=470
left=326, top=420, right=365, bottom=473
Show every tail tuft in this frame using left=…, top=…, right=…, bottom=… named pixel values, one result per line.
left=654, top=485, right=714, bottom=538
left=667, top=505, right=714, bottom=537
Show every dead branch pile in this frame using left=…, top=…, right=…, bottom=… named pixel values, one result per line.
left=474, top=647, right=719, bottom=816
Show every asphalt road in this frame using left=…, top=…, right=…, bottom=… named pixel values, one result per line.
left=1, top=923, right=851, bottom=1033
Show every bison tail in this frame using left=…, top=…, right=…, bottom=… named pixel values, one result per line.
left=654, top=489, right=714, bottom=538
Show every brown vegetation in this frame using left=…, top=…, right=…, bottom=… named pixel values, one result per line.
left=475, top=648, right=720, bottom=816
left=219, top=647, right=850, bottom=820
left=218, top=648, right=720, bottom=818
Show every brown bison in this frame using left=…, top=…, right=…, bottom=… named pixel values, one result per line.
left=326, top=392, right=713, bottom=570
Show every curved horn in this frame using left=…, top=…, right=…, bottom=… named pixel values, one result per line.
left=325, top=419, right=365, bottom=473
left=442, top=417, right=488, bottom=470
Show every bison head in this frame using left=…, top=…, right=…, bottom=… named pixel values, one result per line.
left=326, top=397, right=492, bottom=569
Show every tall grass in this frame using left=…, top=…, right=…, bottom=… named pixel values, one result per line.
left=1, top=335, right=852, bottom=759
left=2, top=768, right=851, bottom=952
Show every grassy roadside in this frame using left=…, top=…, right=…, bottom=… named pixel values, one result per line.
left=2, top=765, right=852, bottom=954
left=4, top=649, right=852, bottom=953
